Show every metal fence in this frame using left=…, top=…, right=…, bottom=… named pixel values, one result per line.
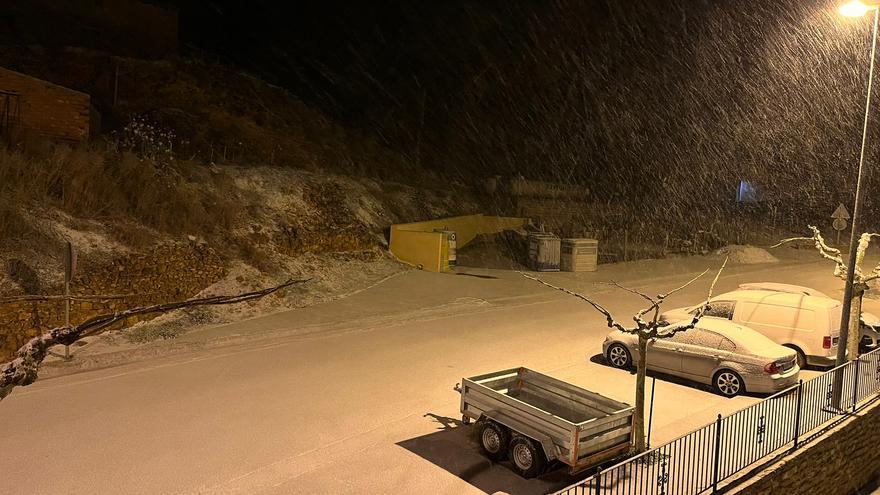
left=554, top=347, right=880, bottom=495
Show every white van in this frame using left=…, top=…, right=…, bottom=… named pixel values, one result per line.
left=662, top=289, right=841, bottom=368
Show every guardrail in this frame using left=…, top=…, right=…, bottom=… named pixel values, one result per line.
left=553, top=347, right=880, bottom=495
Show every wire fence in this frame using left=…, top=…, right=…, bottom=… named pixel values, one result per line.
left=553, top=347, right=880, bottom=495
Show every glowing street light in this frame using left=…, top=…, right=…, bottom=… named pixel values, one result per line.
left=835, top=0, right=880, bottom=368
left=840, top=1, right=875, bottom=17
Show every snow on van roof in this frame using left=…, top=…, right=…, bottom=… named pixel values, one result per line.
left=714, top=289, right=841, bottom=308
left=738, top=282, right=830, bottom=298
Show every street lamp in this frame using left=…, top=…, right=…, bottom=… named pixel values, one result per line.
left=841, top=0, right=875, bottom=17
left=837, top=0, right=879, bottom=367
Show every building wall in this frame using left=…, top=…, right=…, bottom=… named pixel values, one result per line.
left=728, top=399, right=880, bottom=495
left=0, top=67, right=90, bottom=141
left=0, top=243, right=225, bottom=359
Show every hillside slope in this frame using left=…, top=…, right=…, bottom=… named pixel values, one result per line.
left=0, top=47, right=483, bottom=355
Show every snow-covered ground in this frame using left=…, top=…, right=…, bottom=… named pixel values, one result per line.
left=0, top=248, right=873, bottom=495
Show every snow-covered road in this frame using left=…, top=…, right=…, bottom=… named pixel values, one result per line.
left=0, top=252, right=866, bottom=494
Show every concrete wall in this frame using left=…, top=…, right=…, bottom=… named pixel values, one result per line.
left=389, top=215, right=528, bottom=272
left=728, top=399, right=880, bottom=495
left=0, top=67, right=90, bottom=141
left=0, top=243, right=225, bottom=359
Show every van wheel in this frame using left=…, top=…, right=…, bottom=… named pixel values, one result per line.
left=607, top=343, right=633, bottom=369
left=713, top=370, right=744, bottom=397
left=508, top=436, right=547, bottom=478
left=478, top=420, right=510, bottom=461
left=783, top=346, right=807, bottom=370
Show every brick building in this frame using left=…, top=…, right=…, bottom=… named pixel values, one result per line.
left=0, top=67, right=91, bottom=142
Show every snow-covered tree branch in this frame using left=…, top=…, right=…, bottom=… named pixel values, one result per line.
left=774, top=225, right=880, bottom=359
left=519, top=258, right=726, bottom=452
left=518, top=273, right=631, bottom=333
left=772, top=225, right=847, bottom=278
left=0, top=279, right=309, bottom=401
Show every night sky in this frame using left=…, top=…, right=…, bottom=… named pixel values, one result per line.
left=0, top=0, right=858, bottom=226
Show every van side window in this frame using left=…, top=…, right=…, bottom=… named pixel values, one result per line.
left=704, top=301, right=735, bottom=320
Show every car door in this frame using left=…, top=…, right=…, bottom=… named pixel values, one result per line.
left=678, top=330, right=729, bottom=381
left=647, top=334, right=683, bottom=373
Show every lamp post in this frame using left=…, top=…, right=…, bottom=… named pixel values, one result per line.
left=836, top=1, right=879, bottom=367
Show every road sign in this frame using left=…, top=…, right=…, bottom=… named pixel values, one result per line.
left=832, top=203, right=851, bottom=220
left=831, top=204, right=850, bottom=246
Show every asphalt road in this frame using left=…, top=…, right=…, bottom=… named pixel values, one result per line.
left=0, top=253, right=861, bottom=495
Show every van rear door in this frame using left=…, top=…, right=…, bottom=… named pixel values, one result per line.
left=827, top=304, right=842, bottom=351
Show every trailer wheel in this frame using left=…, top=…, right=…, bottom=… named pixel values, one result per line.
left=478, top=421, right=510, bottom=461
left=508, top=436, right=546, bottom=478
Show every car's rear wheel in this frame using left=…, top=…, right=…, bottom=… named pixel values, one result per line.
left=713, top=370, right=744, bottom=397
left=478, top=420, right=510, bottom=461
left=607, top=343, right=632, bottom=369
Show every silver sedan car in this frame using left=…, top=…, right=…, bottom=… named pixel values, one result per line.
left=602, top=318, right=799, bottom=397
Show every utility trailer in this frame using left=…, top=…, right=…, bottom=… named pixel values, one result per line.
left=455, top=367, right=634, bottom=478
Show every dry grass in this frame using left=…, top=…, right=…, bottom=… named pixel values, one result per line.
left=0, top=143, right=241, bottom=248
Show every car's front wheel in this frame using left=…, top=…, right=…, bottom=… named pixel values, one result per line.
left=606, top=343, right=633, bottom=369
left=713, top=370, right=744, bottom=397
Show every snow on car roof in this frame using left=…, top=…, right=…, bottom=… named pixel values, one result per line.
left=695, top=318, right=783, bottom=351
left=738, top=282, right=830, bottom=298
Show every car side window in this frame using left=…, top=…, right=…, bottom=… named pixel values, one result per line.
left=666, top=331, right=696, bottom=345
left=692, top=329, right=723, bottom=348
left=669, top=329, right=717, bottom=348
left=718, top=336, right=737, bottom=352
left=704, top=301, right=735, bottom=320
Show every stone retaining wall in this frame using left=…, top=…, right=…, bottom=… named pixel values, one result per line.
left=0, top=242, right=225, bottom=359
left=728, top=399, right=880, bottom=495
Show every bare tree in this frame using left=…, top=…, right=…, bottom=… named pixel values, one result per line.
left=773, top=225, right=880, bottom=359
left=520, top=259, right=726, bottom=453
left=0, top=279, right=308, bottom=401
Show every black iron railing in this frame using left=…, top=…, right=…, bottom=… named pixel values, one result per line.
left=554, top=347, right=880, bottom=495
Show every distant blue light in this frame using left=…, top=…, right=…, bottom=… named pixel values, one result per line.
left=737, top=180, right=761, bottom=203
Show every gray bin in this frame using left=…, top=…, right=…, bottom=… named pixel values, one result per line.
left=528, top=233, right=561, bottom=272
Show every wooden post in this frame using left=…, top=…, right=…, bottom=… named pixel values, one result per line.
left=624, top=229, right=629, bottom=262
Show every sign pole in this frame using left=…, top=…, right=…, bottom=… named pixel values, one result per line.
left=63, top=242, right=76, bottom=360
left=646, top=375, right=656, bottom=449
